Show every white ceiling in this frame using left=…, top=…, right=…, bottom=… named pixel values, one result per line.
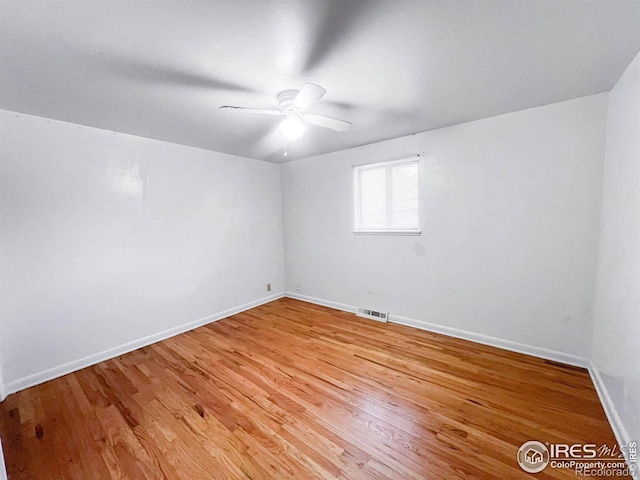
left=1, top=1, right=639, bottom=163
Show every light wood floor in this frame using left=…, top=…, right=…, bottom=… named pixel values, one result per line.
left=0, top=298, right=624, bottom=479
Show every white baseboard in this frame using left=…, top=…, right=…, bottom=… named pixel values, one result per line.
left=284, top=292, right=590, bottom=368
left=285, top=291, right=356, bottom=314
left=390, top=313, right=590, bottom=368
left=588, top=361, right=637, bottom=479
left=3, top=292, right=285, bottom=397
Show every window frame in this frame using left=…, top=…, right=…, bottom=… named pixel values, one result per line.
left=353, top=156, right=421, bottom=236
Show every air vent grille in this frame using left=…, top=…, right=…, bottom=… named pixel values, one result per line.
left=356, top=307, right=389, bottom=323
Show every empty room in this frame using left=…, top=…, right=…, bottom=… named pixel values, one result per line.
left=1, top=1, right=639, bottom=479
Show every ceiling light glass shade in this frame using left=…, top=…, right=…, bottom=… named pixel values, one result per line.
left=281, top=117, right=305, bottom=140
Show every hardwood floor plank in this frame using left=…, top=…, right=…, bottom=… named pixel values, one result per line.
left=0, top=298, right=628, bottom=479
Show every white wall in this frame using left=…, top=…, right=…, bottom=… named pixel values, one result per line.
left=592, top=50, right=640, bottom=450
left=0, top=111, right=284, bottom=391
left=0, top=438, right=6, bottom=480
left=282, top=94, right=608, bottom=360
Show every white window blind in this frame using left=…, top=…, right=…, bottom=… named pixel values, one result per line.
left=354, top=157, right=420, bottom=234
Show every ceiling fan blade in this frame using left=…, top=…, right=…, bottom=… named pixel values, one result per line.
left=304, top=113, right=352, bottom=132
left=293, top=83, right=326, bottom=109
left=219, top=106, right=283, bottom=116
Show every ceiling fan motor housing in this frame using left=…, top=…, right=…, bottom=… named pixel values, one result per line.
left=278, top=90, right=300, bottom=113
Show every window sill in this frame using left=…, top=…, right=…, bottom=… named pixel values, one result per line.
left=353, top=230, right=421, bottom=236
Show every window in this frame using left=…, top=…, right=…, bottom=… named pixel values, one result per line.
left=353, top=156, right=420, bottom=234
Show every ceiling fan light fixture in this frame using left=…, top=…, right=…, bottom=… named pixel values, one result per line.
left=280, top=117, right=305, bottom=140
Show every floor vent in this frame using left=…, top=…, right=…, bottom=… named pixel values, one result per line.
left=356, top=307, right=389, bottom=323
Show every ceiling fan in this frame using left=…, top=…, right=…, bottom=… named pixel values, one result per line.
left=219, top=83, right=352, bottom=140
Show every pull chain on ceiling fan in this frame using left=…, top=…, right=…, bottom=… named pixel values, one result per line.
left=219, top=83, right=352, bottom=140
